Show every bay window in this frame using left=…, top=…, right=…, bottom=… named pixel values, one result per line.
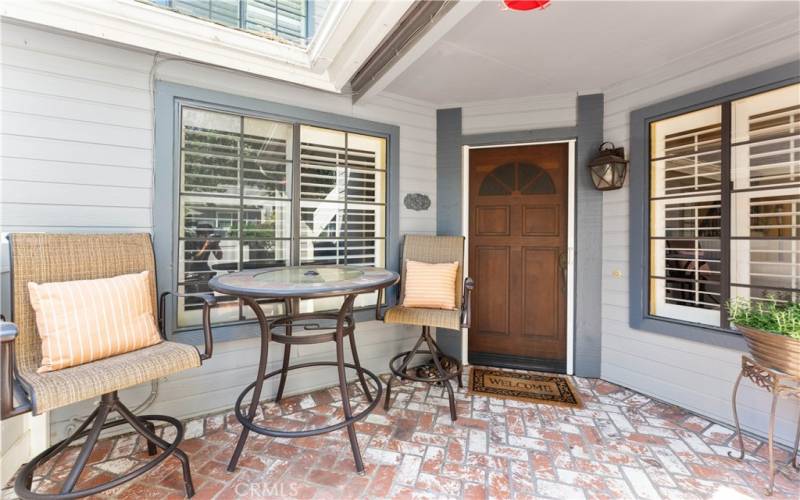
left=648, top=82, right=800, bottom=329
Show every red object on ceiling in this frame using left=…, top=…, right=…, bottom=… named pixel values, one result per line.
left=504, top=0, right=551, bottom=11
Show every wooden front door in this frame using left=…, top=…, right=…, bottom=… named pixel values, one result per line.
left=468, top=143, right=568, bottom=372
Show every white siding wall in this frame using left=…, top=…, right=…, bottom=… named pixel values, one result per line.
left=460, top=93, right=577, bottom=135
left=0, top=21, right=437, bottom=441
left=601, top=18, right=800, bottom=445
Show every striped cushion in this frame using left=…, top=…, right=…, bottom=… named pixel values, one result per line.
left=28, top=271, right=162, bottom=373
left=402, top=260, right=459, bottom=310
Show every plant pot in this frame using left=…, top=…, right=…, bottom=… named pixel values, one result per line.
left=735, top=324, right=800, bottom=377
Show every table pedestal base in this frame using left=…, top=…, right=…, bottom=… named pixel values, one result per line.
left=227, top=295, right=381, bottom=474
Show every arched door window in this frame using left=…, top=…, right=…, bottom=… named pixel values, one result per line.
left=478, top=162, right=555, bottom=196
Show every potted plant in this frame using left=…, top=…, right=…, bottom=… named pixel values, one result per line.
left=727, top=297, right=800, bottom=377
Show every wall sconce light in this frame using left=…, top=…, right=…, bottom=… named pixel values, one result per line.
left=588, top=142, right=628, bottom=191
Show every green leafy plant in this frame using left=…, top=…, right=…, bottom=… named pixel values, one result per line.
left=727, top=297, right=800, bottom=340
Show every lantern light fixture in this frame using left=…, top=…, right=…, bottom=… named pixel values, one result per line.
left=588, top=142, right=628, bottom=191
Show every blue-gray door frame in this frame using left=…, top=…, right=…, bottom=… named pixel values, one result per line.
left=435, top=95, right=604, bottom=377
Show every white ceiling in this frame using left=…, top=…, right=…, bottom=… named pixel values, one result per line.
left=384, top=1, right=800, bottom=105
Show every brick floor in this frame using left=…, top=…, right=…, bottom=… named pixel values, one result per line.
left=3, top=372, right=798, bottom=499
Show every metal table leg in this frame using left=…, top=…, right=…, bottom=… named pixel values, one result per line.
left=228, top=296, right=272, bottom=472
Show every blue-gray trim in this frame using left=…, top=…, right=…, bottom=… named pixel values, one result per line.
left=434, top=97, right=605, bottom=377
left=629, top=61, right=800, bottom=350
left=434, top=109, right=464, bottom=358
left=462, top=127, right=578, bottom=147
left=436, top=109, right=463, bottom=236
left=154, top=81, right=401, bottom=344
left=574, top=94, right=604, bottom=377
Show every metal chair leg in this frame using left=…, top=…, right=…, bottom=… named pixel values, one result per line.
left=115, top=402, right=194, bottom=498
left=383, top=376, right=394, bottom=411
left=383, top=328, right=427, bottom=411
left=428, top=332, right=464, bottom=389
left=59, top=402, right=112, bottom=494
left=28, top=407, right=100, bottom=484
left=423, top=327, right=457, bottom=421
left=144, top=421, right=158, bottom=456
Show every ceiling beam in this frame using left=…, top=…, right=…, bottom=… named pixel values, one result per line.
left=350, top=0, right=480, bottom=103
left=322, top=0, right=417, bottom=91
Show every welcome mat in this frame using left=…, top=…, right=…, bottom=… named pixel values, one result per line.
left=469, top=367, right=582, bottom=408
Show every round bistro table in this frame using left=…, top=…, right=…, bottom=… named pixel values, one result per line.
left=209, top=265, right=399, bottom=474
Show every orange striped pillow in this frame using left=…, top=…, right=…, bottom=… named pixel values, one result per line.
left=403, top=260, right=459, bottom=310
left=28, top=271, right=162, bottom=373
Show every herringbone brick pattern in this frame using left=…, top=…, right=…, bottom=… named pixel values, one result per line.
left=3, top=373, right=798, bottom=499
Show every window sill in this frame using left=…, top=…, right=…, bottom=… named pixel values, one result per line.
left=630, top=314, right=747, bottom=351
left=170, top=308, right=384, bottom=346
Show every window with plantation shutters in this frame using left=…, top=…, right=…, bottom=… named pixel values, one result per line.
left=648, top=83, right=800, bottom=329
left=176, top=107, right=387, bottom=328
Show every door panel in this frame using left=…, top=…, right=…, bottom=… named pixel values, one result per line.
left=475, top=206, right=511, bottom=236
left=522, top=247, right=559, bottom=338
left=468, top=143, right=568, bottom=371
left=474, top=245, right=510, bottom=335
left=522, top=205, right=559, bottom=236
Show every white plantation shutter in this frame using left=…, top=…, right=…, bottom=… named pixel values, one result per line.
left=731, top=85, right=800, bottom=305
left=650, top=107, right=723, bottom=325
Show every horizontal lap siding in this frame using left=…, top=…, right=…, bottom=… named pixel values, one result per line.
left=0, top=23, right=154, bottom=233
left=601, top=18, right=800, bottom=445
left=461, top=93, right=577, bottom=135
left=0, top=21, right=436, bottom=441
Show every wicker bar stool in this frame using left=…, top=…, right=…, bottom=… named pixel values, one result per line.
left=0, top=233, right=215, bottom=499
left=376, top=235, right=474, bottom=421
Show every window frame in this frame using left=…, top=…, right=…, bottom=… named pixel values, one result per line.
left=154, top=81, right=401, bottom=343
left=149, top=0, right=312, bottom=45
left=629, top=62, right=800, bottom=350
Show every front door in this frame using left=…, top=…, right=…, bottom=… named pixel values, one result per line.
left=468, top=143, right=568, bottom=372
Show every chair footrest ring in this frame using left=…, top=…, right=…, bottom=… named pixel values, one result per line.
left=15, top=415, right=184, bottom=500
left=389, top=350, right=462, bottom=383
